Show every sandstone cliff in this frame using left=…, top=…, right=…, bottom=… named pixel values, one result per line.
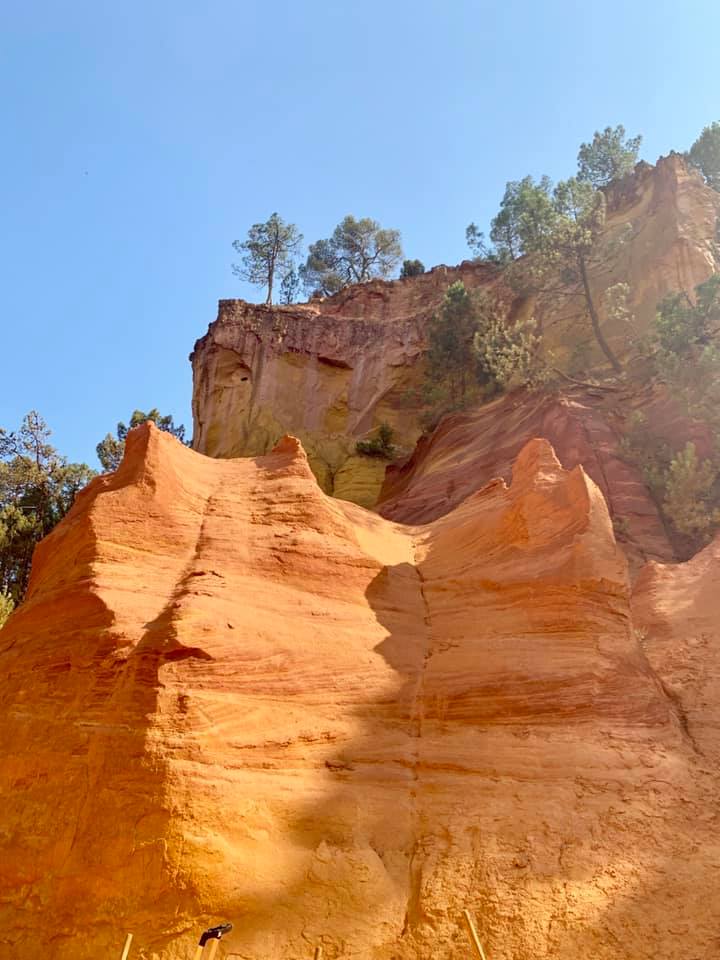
left=191, top=155, right=719, bottom=509
left=190, top=261, right=500, bottom=507
left=378, top=381, right=716, bottom=569
left=1, top=424, right=718, bottom=959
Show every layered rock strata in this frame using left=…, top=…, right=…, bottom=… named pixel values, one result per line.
left=1, top=424, right=717, bottom=959
left=378, top=382, right=715, bottom=568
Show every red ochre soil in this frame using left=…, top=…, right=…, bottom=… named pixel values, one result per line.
left=1, top=422, right=719, bottom=959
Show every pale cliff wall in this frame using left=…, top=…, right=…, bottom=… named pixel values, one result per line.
left=191, top=262, right=500, bottom=506
left=191, top=156, right=719, bottom=509
left=2, top=424, right=718, bottom=959
left=539, top=154, right=720, bottom=366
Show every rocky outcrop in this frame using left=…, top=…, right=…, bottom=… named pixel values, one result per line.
left=378, top=382, right=716, bottom=569
left=191, top=156, right=719, bottom=508
left=190, top=262, right=500, bottom=507
left=1, top=423, right=718, bottom=959
left=540, top=154, right=720, bottom=365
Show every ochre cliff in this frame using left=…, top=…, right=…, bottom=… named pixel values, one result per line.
left=539, top=154, right=720, bottom=366
left=191, top=155, right=719, bottom=508
left=377, top=381, right=716, bottom=569
left=190, top=261, right=500, bottom=507
left=1, top=423, right=719, bottom=959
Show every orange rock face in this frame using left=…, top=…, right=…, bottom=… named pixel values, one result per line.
left=2, top=423, right=718, bottom=959
left=379, top=386, right=672, bottom=570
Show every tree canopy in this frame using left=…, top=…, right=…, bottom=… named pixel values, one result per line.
left=577, top=125, right=642, bottom=188
left=400, top=259, right=425, bottom=278
left=421, top=282, right=541, bottom=424
left=688, top=121, right=720, bottom=192
left=300, top=216, right=402, bottom=296
left=97, top=409, right=188, bottom=472
left=232, top=213, right=303, bottom=304
left=464, top=125, right=646, bottom=373
left=0, top=412, right=95, bottom=608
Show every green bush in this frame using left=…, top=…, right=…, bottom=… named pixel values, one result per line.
left=400, top=259, right=425, bottom=278
left=356, top=422, right=396, bottom=459
left=0, top=589, right=13, bottom=629
left=663, top=442, right=720, bottom=539
left=620, top=414, right=720, bottom=546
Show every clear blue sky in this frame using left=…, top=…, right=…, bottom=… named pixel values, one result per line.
left=2, top=0, right=718, bottom=465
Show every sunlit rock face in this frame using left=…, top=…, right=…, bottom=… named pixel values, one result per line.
left=191, top=155, right=719, bottom=508
left=377, top=381, right=718, bottom=569
left=2, top=423, right=719, bottom=960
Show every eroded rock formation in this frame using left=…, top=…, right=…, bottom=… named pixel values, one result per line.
left=190, top=261, right=500, bottom=507
left=1, top=423, right=718, bottom=959
left=191, top=155, right=719, bottom=508
left=378, top=382, right=716, bottom=569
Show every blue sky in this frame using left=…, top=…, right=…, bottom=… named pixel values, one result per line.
left=2, top=0, right=718, bottom=465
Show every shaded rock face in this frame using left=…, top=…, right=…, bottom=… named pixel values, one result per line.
left=2, top=424, right=719, bottom=959
left=191, top=156, right=719, bottom=508
left=633, top=536, right=720, bottom=764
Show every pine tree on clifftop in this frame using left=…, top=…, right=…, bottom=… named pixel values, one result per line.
left=232, top=213, right=303, bottom=304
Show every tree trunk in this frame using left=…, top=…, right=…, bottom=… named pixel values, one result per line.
left=578, top=253, right=622, bottom=373
left=266, top=260, right=274, bottom=305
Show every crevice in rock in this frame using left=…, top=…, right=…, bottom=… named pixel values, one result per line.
left=400, top=543, right=434, bottom=938
left=656, top=675, right=703, bottom=758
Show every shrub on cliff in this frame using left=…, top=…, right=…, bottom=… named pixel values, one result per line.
left=97, top=409, right=188, bottom=472
left=620, top=412, right=720, bottom=550
left=356, top=422, right=396, bottom=459
left=0, top=589, right=13, bottom=629
left=0, top=412, right=95, bottom=605
left=400, top=259, right=425, bottom=278
left=663, top=442, right=720, bottom=539
left=300, top=216, right=402, bottom=296
left=232, top=213, right=303, bottom=304
left=652, top=274, right=720, bottom=421
left=688, top=122, right=720, bottom=192
left=419, top=282, right=546, bottom=429
left=424, top=282, right=483, bottom=410
left=466, top=126, right=644, bottom=376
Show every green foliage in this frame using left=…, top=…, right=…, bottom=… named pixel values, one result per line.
left=620, top=412, right=720, bottom=546
left=577, top=125, right=642, bottom=188
left=619, top=411, right=672, bottom=497
left=465, top=224, right=495, bottom=260
left=663, top=442, right=720, bottom=539
left=279, top=267, right=302, bottom=304
left=496, top=174, right=623, bottom=371
left=473, top=297, right=547, bottom=389
left=400, top=259, right=425, bottom=278
left=653, top=274, right=720, bottom=420
left=356, top=422, right=396, bottom=459
left=97, top=409, right=188, bottom=472
left=300, top=216, right=402, bottom=296
left=0, top=589, right=14, bottom=629
left=232, top=213, right=303, bottom=304
left=425, top=282, right=482, bottom=409
left=467, top=126, right=643, bottom=375
left=0, top=412, right=95, bottom=605
left=488, top=175, right=556, bottom=264
left=420, top=283, right=546, bottom=428
left=688, top=121, right=720, bottom=191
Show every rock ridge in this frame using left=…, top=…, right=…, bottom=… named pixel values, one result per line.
left=2, top=425, right=717, bottom=959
